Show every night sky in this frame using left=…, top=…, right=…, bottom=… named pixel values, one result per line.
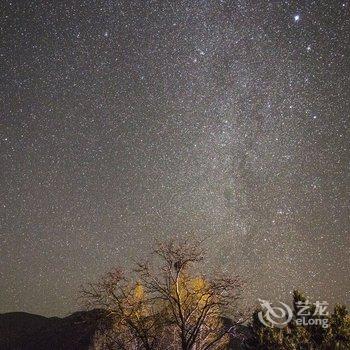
left=1, top=1, right=349, bottom=317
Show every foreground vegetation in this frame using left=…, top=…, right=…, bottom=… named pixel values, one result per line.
left=248, top=290, right=350, bottom=349
left=82, top=239, right=349, bottom=350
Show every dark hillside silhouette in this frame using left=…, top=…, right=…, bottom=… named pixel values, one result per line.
left=0, top=310, right=104, bottom=350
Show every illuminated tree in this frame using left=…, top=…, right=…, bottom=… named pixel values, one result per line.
left=136, top=240, right=246, bottom=350
left=82, top=239, right=246, bottom=350
left=82, top=269, right=164, bottom=350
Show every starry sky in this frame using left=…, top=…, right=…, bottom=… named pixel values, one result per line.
left=0, top=0, right=349, bottom=317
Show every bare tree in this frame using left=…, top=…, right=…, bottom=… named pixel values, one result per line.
left=82, top=239, right=246, bottom=350
left=81, top=268, right=164, bottom=350
left=136, top=240, right=246, bottom=350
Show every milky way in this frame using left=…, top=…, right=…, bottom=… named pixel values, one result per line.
left=1, top=1, right=349, bottom=316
